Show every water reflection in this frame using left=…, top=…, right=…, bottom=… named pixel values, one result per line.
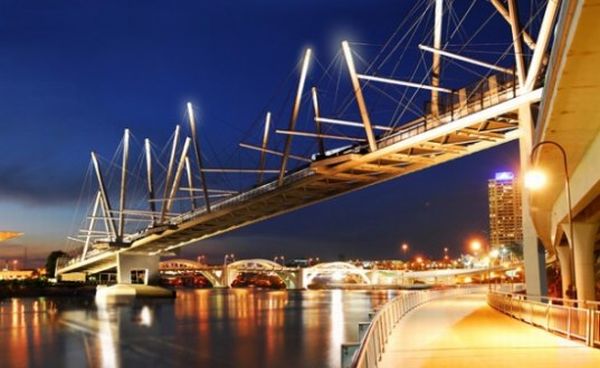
left=0, top=289, right=396, bottom=368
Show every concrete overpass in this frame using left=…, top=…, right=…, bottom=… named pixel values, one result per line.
left=528, top=0, right=600, bottom=301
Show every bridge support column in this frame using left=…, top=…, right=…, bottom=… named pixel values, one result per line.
left=555, top=244, right=572, bottom=299
left=117, top=253, right=160, bottom=285
left=522, top=235, right=548, bottom=298
left=564, top=222, right=599, bottom=301
left=285, top=268, right=306, bottom=290
left=519, top=103, right=547, bottom=297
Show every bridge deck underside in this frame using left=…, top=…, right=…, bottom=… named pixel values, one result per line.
left=58, top=82, right=536, bottom=275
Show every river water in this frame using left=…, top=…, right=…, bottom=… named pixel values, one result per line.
left=0, top=289, right=399, bottom=368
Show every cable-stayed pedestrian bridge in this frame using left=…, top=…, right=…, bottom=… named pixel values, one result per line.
left=57, top=0, right=559, bottom=284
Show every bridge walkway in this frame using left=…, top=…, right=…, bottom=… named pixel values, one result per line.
left=378, top=293, right=600, bottom=368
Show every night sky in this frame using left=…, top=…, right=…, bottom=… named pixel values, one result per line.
left=0, top=0, right=534, bottom=265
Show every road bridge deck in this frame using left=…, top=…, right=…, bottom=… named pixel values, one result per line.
left=379, top=293, right=600, bottom=368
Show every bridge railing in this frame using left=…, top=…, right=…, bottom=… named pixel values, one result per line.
left=173, top=168, right=315, bottom=225
left=378, top=72, right=517, bottom=150
left=487, top=290, right=600, bottom=348
left=343, top=286, right=483, bottom=368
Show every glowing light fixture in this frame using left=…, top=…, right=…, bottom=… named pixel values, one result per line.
left=470, top=240, right=482, bottom=253
left=524, top=169, right=547, bottom=190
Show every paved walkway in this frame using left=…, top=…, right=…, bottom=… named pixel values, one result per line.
left=379, top=293, right=600, bottom=368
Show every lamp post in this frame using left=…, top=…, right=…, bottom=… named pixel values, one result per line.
left=401, top=243, right=409, bottom=266
left=524, top=140, right=574, bottom=298
left=224, top=253, right=235, bottom=268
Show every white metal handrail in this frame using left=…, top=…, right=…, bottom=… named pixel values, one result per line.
left=487, top=290, right=600, bottom=348
left=344, top=286, right=484, bottom=368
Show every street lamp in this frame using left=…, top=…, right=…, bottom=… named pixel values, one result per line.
left=525, top=140, right=574, bottom=296
left=470, top=240, right=482, bottom=254
left=415, top=256, right=423, bottom=270
left=401, top=243, right=409, bottom=263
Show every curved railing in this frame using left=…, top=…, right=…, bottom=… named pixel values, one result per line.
left=344, top=286, right=483, bottom=368
left=487, top=290, right=600, bottom=348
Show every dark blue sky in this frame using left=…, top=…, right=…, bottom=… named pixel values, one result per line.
left=0, top=0, right=534, bottom=264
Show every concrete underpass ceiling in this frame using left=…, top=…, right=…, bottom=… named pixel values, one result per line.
left=532, top=0, right=600, bottom=249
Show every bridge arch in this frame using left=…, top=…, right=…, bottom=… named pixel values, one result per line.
left=159, top=259, right=223, bottom=287
left=226, top=259, right=294, bottom=289
left=308, top=261, right=361, bottom=270
left=160, top=259, right=203, bottom=270
left=226, top=258, right=282, bottom=270
left=304, top=262, right=371, bottom=286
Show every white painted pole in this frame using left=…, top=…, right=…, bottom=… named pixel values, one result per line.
left=82, top=191, right=101, bottom=260
left=144, top=138, right=157, bottom=224
left=184, top=156, right=196, bottom=209
left=418, top=45, right=513, bottom=74
left=258, top=112, right=272, bottom=184
left=507, top=0, right=526, bottom=86
left=342, top=41, right=377, bottom=152
left=431, top=0, right=443, bottom=117
left=279, top=48, right=312, bottom=185
left=187, top=102, right=211, bottom=212
left=315, top=117, right=392, bottom=131
left=357, top=74, right=452, bottom=93
left=489, top=0, right=536, bottom=50
left=91, top=151, right=117, bottom=239
left=164, top=138, right=191, bottom=215
left=118, top=129, right=130, bottom=239
left=160, top=125, right=180, bottom=222
left=311, top=87, right=325, bottom=156
left=523, top=0, right=559, bottom=91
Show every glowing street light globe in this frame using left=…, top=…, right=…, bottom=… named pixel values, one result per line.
left=524, top=170, right=547, bottom=190
left=470, top=240, right=482, bottom=253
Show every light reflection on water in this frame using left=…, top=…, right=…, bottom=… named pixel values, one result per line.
left=0, top=289, right=397, bottom=368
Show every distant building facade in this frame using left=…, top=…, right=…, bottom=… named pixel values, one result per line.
left=0, top=269, right=37, bottom=280
left=488, top=172, right=523, bottom=248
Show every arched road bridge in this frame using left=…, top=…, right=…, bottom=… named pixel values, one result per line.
left=158, top=258, right=516, bottom=289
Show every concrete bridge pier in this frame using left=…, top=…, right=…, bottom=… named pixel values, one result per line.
left=116, top=253, right=160, bottom=285
left=563, top=222, right=599, bottom=301
left=95, top=253, right=173, bottom=299
left=555, top=243, right=572, bottom=299
left=282, top=268, right=306, bottom=290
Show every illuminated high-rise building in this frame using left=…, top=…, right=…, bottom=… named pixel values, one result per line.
left=488, top=172, right=522, bottom=248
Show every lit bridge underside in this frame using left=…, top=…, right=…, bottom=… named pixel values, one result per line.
left=57, top=0, right=556, bottom=277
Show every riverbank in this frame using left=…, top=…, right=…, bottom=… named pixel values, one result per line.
left=0, top=280, right=96, bottom=299
left=0, top=288, right=397, bottom=367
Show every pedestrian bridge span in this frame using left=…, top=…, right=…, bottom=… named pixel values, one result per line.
left=57, top=0, right=560, bottom=287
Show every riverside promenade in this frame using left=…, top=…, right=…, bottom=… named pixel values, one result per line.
left=379, top=293, right=600, bottom=368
